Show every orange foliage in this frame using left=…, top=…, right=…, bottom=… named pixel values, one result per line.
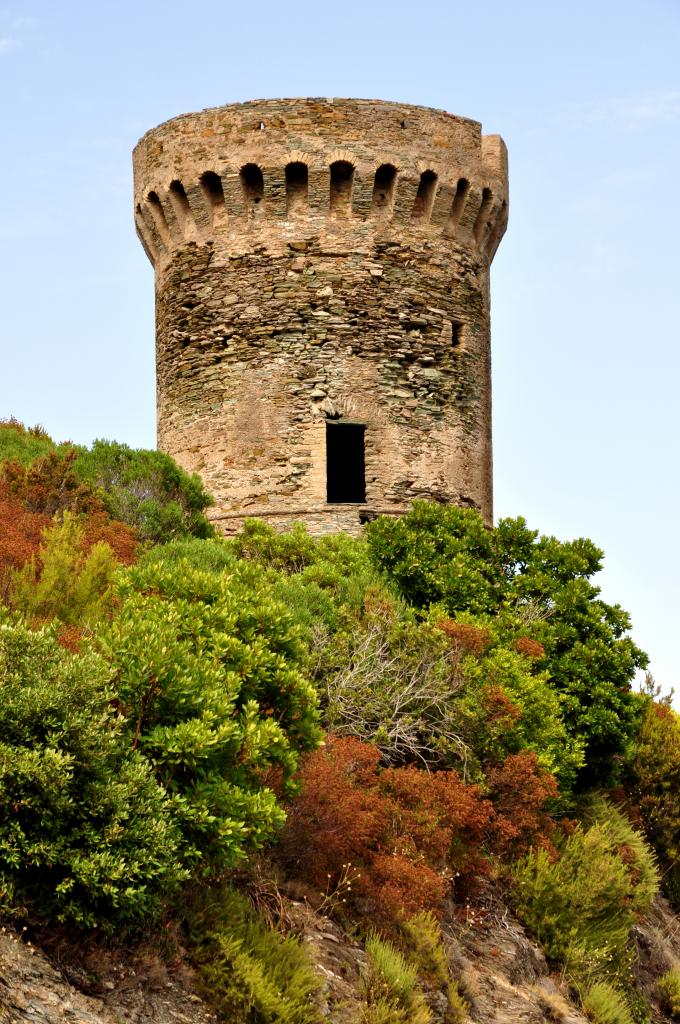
left=0, top=483, right=49, bottom=601
left=481, top=684, right=522, bottom=731
left=280, top=735, right=495, bottom=921
left=81, top=512, right=138, bottom=566
left=57, top=624, right=84, bottom=652
left=487, top=752, right=559, bottom=856
left=437, top=619, right=491, bottom=655
left=0, top=450, right=139, bottom=587
left=514, top=636, right=545, bottom=659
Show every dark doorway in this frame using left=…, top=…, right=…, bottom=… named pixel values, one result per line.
left=326, top=422, right=366, bottom=503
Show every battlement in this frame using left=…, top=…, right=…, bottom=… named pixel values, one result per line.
left=134, top=98, right=508, bottom=535
left=133, top=98, right=508, bottom=272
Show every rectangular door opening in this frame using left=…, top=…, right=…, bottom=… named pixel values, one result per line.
left=326, top=422, right=366, bottom=503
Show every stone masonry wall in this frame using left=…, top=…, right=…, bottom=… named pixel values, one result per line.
left=133, top=99, right=508, bottom=534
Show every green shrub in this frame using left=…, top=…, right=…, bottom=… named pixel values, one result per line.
left=512, top=801, right=658, bottom=989
left=11, top=512, right=118, bottom=626
left=361, top=934, right=431, bottom=1024
left=140, top=535, right=237, bottom=575
left=98, top=559, right=322, bottom=872
left=458, top=643, right=584, bottom=790
left=582, top=982, right=634, bottom=1024
left=658, top=967, right=680, bottom=1019
left=74, top=440, right=214, bottom=543
left=0, top=623, right=184, bottom=929
left=0, top=419, right=61, bottom=466
left=625, top=700, right=680, bottom=906
left=402, top=912, right=467, bottom=1023
left=187, top=885, right=320, bottom=1024
left=401, top=912, right=449, bottom=984
left=366, top=502, right=647, bottom=787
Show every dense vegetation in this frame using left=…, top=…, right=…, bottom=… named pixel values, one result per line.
left=0, top=416, right=677, bottom=1024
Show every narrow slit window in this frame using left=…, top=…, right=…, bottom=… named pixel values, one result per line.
left=326, top=422, right=366, bottom=503
left=372, top=164, right=397, bottom=213
left=240, top=163, right=264, bottom=208
left=473, top=187, right=493, bottom=243
left=411, top=170, right=438, bottom=220
left=447, top=178, right=470, bottom=231
left=329, top=160, right=354, bottom=215
left=452, top=321, right=463, bottom=350
left=285, top=161, right=308, bottom=215
left=168, top=180, right=192, bottom=232
left=200, top=171, right=225, bottom=218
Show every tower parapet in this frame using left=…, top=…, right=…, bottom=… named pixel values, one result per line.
left=133, top=98, right=508, bottom=534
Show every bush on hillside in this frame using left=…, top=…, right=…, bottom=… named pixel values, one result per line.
left=624, top=700, right=680, bottom=906
left=658, top=967, right=680, bottom=1019
left=0, top=418, right=61, bottom=465
left=512, top=798, right=658, bottom=991
left=280, top=735, right=557, bottom=921
left=0, top=482, right=48, bottom=603
left=11, top=512, right=120, bottom=627
left=186, top=885, right=321, bottom=1024
left=98, top=559, right=321, bottom=872
left=360, top=933, right=432, bottom=1024
left=0, top=623, right=184, bottom=929
left=366, top=502, right=647, bottom=787
left=74, top=440, right=214, bottom=543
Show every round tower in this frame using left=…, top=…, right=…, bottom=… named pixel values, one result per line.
left=133, top=98, right=508, bottom=534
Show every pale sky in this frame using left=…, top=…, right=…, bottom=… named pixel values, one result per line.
left=1, top=1, right=678, bottom=692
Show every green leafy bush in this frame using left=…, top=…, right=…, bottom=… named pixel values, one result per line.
left=0, top=623, right=184, bottom=929
left=187, top=885, right=320, bottom=1024
left=512, top=799, right=658, bottom=989
left=658, top=967, right=680, bottom=1019
left=366, top=502, right=647, bottom=787
left=74, top=440, right=214, bottom=543
left=140, top=535, right=237, bottom=575
left=457, top=641, right=584, bottom=790
left=98, top=559, right=322, bottom=872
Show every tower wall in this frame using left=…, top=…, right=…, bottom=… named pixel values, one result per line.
left=133, top=98, right=508, bottom=534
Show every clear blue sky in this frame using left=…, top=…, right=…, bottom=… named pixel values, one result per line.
left=1, top=1, right=678, bottom=691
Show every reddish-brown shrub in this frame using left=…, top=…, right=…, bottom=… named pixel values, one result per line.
left=57, top=624, right=84, bottom=652
left=280, top=735, right=495, bottom=921
left=514, top=636, right=545, bottom=659
left=437, top=619, right=491, bottom=655
left=81, top=512, right=138, bottom=565
left=0, top=450, right=138, bottom=591
left=370, top=853, right=446, bottom=920
left=0, top=483, right=49, bottom=601
left=480, top=684, right=522, bottom=731
left=2, top=450, right=101, bottom=517
left=487, top=752, right=558, bottom=856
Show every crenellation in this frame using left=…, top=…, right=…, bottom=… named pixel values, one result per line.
left=134, top=98, right=508, bottom=534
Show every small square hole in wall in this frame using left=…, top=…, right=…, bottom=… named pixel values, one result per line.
left=452, top=321, right=463, bottom=350
left=326, top=422, right=366, bottom=503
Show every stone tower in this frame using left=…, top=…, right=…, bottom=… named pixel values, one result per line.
left=133, top=98, right=508, bottom=534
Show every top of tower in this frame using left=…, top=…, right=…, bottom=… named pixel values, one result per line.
left=133, top=98, right=508, bottom=271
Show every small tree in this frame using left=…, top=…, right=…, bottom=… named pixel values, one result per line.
left=367, top=502, right=647, bottom=786
left=98, top=559, right=322, bottom=872
left=74, top=440, right=214, bottom=543
left=0, top=623, right=184, bottom=929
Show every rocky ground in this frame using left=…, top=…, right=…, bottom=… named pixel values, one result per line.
left=1, top=887, right=678, bottom=1023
